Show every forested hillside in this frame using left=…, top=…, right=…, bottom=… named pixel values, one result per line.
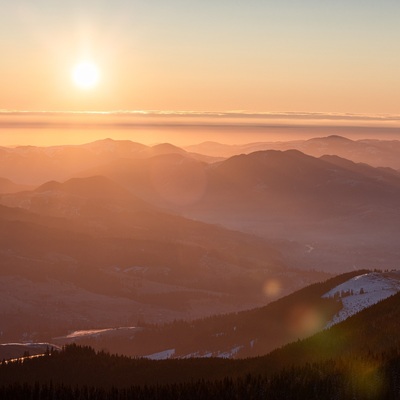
left=3, top=289, right=400, bottom=398
left=2, top=345, right=400, bottom=399
left=68, top=270, right=365, bottom=358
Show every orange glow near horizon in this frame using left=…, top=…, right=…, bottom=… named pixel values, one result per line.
left=1, top=110, right=400, bottom=148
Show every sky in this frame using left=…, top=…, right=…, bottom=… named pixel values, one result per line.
left=1, top=0, right=400, bottom=115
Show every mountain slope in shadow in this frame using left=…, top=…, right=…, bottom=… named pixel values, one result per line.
left=0, top=176, right=326, bottom=342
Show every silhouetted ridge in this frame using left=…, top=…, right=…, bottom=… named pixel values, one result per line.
left=151, top=143, right=187, bottom=155
left=310, top=135, right=354, bottom=143
left=35, top=180, right=60, bottom=192
left=5, top=289, right=400, bottom=397
left=83, top=138, right=148, bottom=154
left=218, top=149, right=321, bottom=169
left=212, top=149, right=331, bottom=189
left=262, top=284, right=400, bottom=374
left=36, top=176, right=130, bottom=199
left=0, top=177, right=32, bottom=193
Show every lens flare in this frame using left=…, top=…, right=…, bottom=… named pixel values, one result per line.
left=287, top=304, right=324, bottom=336
left=263, top=279, right=282, bottom=298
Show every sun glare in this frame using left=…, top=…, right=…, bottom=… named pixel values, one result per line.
left=72, top=61, right=100, bottom=89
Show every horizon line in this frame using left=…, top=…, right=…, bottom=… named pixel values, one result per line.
left=1, top=110, right=400, bottom=132
left=1, top=109, right=400, bottom=122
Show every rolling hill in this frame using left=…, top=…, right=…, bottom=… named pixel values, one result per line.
left=0, top=139, right=218, bottom=185
left=0, top=176, right=326, bottom=343
left=77, top=147, right=400, bottom=272
left=57, top=269, right=400, bottom=360
left=3, top=280, right=400, bottom=398
left=185, top=135, right=400, bottom=170
left=0, top=177, right=32, bottom=193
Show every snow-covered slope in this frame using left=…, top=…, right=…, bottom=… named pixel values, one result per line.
left=322, top=271, right=400, bottom=328
left=145, top=349, right=175, bottom=360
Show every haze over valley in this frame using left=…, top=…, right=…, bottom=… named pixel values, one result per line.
left=1, top=135, right=400, bottom=356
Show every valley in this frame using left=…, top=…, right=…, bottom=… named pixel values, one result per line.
left=1, top=135, right=400, bottom=398
left=1, top=136, right=399, bottom=360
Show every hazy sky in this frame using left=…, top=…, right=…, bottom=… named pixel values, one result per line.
left=1, top=0, right=400, bottom=114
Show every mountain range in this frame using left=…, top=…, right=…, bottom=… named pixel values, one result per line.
left=185, top=135, right=400, bottom=170
left=1, top=136, right=399, bottom=372
left=69, top=143, right=400, bottom=272
left=0, top=174, right=326, bottom=343
left=59, top=269, right=400, bottom=360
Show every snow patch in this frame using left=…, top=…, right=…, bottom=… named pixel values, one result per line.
left=180, top=351, right=213, bottom=359
left=179, top=346, right=244, bottom=359
left=218, top=346, right=243, bottom=358
left=145, top=349, right=175, bottom=360
left=56, top=327, right=137, bottom=339
left=322, top=271, right=400, bottom=328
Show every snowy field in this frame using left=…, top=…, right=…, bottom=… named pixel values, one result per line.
left=322, top=271, right=400, bottom=328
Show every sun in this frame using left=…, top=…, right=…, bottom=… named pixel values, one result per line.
left=72, top=61, right=100, bottom=89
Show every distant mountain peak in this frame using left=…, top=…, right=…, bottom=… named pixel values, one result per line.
left=83, top=138, right=148, bottom=150
left=227, top=148, right=314, bottom=164
left=151, top=143, right=186, bottom=154
left=35, top=180, right=60, bottom=192
left=312, top=135, right=353, bottom=142
left=0, top=177, right=33, bottom=193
